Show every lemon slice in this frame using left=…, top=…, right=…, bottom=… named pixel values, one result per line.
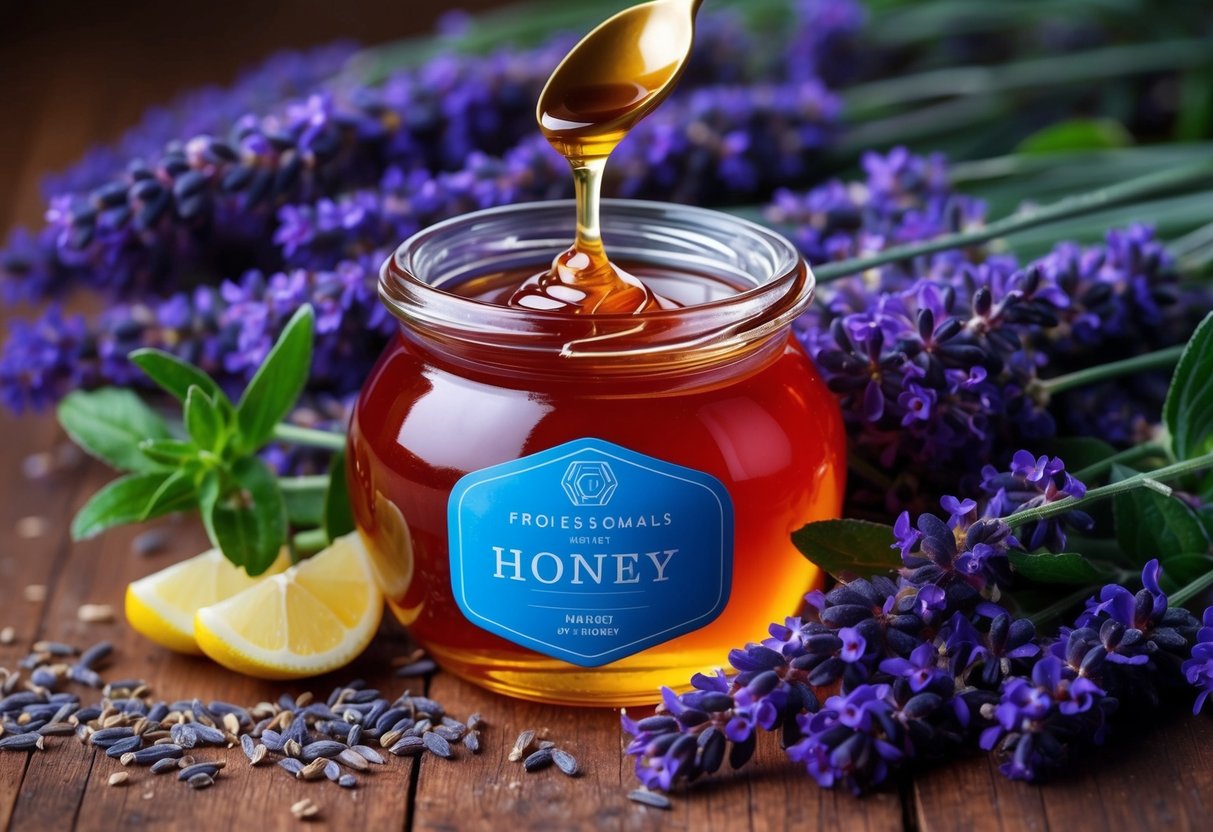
left=125, top=547, right=289, bottom=655
left=194, top=532, right=383, bottom=680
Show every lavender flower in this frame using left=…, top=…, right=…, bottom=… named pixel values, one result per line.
left=979, top=450, right=1093, bottom=552
left=1183, top=607, right=1213, bottom=714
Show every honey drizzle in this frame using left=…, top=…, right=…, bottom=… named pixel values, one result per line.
left=508, top=0, right=701, bottom=314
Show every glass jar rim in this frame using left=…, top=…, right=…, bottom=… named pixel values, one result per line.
left=379, top=199, right=813, bottom=369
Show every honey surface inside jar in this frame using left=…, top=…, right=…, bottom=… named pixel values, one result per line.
left=509, top=0, right=701, bottom=315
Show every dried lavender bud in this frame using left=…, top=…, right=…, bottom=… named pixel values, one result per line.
left=552, top=749, right=580, bottom=777
left=508, top=729, right=534, bottom=762
left=523, top=748, right=553, bottom=772
left=422, top=732, right=451, bottom=759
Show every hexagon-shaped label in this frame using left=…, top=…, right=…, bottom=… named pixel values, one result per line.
left=447, top=438, right=734, bottom=667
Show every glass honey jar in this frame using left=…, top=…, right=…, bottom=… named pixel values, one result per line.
left=347, top=199, right=845, bottom=707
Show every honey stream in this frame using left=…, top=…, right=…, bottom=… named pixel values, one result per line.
left=508, top=0, right=703, bottom=314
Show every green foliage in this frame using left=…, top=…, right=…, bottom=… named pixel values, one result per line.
left=57, top=389, right=172, bottom=472
left=60, top=304, right=345, bottom=575
left=323, top=449, right=356, bottom=544
left=1163, top=311, right=1213, bottom=493
left=1016, top=118, right=1132, bottom=154
left=1008, top=551, right=1113, bottom=585
left=793, top=519, right=902, bottom=579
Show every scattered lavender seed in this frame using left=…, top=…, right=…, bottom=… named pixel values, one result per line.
left=0, top=733, right=43, bottom=751
left=0, top=627, right=13, bottom=645
left=628, top=790, right=671, bottom=810
left=32, top=641, right=76, bottom=656
left=189, top=723, right=226, bottom=745
left=177, top=763, right=220, bottom=781
left=463, top=732, right=481, bottom=755
left=150, top=758, right=179, bottom=775
left=187, top=773, right=214, bottom=790
left=108, top=772, right=129, bottom=787
left=132, top=528, right=170, bottom=555
left=299, top=758, right=329, bottom=781
left=37, top=722, right=76, bottom=736
left=508, top=730, right=535, bottom=762
left=283, top=739, right=302, bottom=759
left=77, top=642, right=112, bottom=669
left=324, top=760, right=341, bottom=781
left=240, top=734, right=256, bottom=760
left=351, top=744, right=385, bottom=765
left=346, top=724, right=362, bottom=747
left=105, top=736, right=143, bottom=758
left=388, top=736, right=425, bottom=756
left=290, top=798, right=321, bottom=820
left=338, top=774, right=357, bottom=789
left=120, top=751, right=138, bottom=766
left=337, top=748, right=370, bottom=771
left=523, top=748, right=553, bottom=772
left=278, top=758, right=304, bottom=776
left=394, top=660, right=437, bottom=677
left=132, top=744, right=184, bottom=765
left=302, top=740, right=347, bottom=761
left=552, top=749, right=580, bottom=777
left=77, top=604, right=114, bottom=624
left=170, top=724, right=197, bottom=749
left=87, top=727, right=134, bottom=751
left=422, top=732, right=451, bottom=759
left=261, top=729, right=284, bottom=752
left=467, top=713, right=483, bottom=730
left=30, top=668, right=58, bottom=688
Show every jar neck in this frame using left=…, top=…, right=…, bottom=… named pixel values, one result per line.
left=379, top=200, right=814, bottom=382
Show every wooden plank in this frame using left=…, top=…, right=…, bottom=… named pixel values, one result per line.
left=0, top=413, right=100, bottom=832
left=5, top=464, right=424, bottom=831
left=415, top=671, right=904, bottom=831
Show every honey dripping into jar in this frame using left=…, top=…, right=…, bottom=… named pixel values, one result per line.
left=507, top=0, right=704, bottom=314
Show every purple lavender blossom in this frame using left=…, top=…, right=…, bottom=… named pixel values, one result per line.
left=1183, top=607, right=1213, bottom=714
left=979, top=450, right=1093, bottom=552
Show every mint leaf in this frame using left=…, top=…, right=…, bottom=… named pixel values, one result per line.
left=141, top=468, right=197, bottom=520
left=323, top=448, right=355, bottom=543
left=71, top=471, right=173, bottom=540
left=1008, top=551, right=1113, bottom=585
left=792, top=518, right=901, bottom=580
left=1163, top=310, right=1213, bottom=464
left=138, top=438, right=197, bottom=466
left=58, top=389, right=172, bottom=472
left=184, top=387, right=226, bottom=453
left=235, top=305, right=314, bottom=454
left=1016, top=118, right=1131, bottom=154
left=200, top=458, right=287, bottom=576
left=1159, top=552, right=1213, bottom=585
left=1112, top=463, right=1209, bottom=563
left=129, top=348, right=228, bottom=407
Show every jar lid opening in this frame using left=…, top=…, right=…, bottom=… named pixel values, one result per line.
left=379, top=199, right=812, bottom=369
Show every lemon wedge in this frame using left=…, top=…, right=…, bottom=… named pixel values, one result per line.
left=194, top=532, right=383, bottom=679
left=125, top=547, right=289, bottom=655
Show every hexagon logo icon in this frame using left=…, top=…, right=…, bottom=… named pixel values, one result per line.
left=561, top=460, right=618, bottom=507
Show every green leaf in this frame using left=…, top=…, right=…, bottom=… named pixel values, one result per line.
left=235, top=305, right=314, bottom=454
left=284, top=486, right=326, bottom=527
left=1163, top=311, right=1213, bottom=463
left=1008, top=551, right=1113, bottom=585
left=138, top=438, right=197, bottom=466
left=141, top=468, right=198, bottom=520
left=58, top=389, right=172, bottom=472
left=71, top=471, right=173, bottom=540
left=184, top=387, right=225, bottom=453
left=323, top=448, right=355, bottom=543
left=1159, top=552, right=1213, bottom=585
left=200, top=458, right=287, bottom=576
left=791, top=519, right=901, bottom=580
left=1016, top=118, right=1132, bottom=155
left=129, top=348, right=227, bottom=406
left=1112, top=463, right=1210, bottom=564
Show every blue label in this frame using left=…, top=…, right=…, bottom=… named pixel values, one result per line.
left=447, top=438, right=734, bottom=667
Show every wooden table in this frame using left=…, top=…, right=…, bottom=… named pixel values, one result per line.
left=4, top=3, right=1213, bottom=829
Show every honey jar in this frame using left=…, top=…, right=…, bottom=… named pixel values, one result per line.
left=347, top=198, right=845, bottom=706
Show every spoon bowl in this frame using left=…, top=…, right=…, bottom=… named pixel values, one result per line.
left=537, top=0, right=703, bottom=159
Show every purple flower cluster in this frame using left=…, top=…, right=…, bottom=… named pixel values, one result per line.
left=0, top=5, right=852, bottom=417
left=775, top=149, right=1206, bottom=513
left=624, top=459, right=1207, bottom=794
